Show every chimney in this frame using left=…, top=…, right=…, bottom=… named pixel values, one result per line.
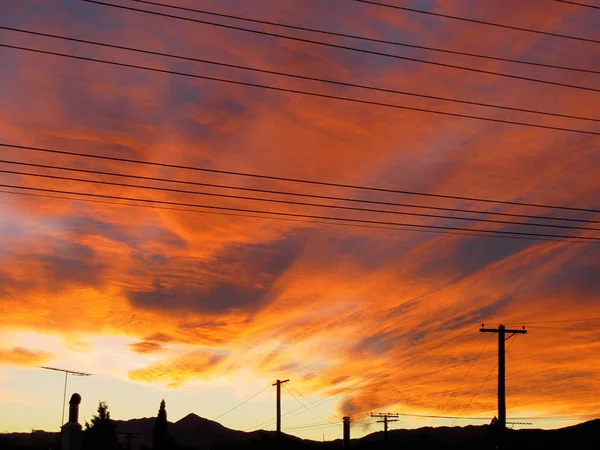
left=68, top=393, right=82, bottom=424
left=343, top=416, right=350, bottom=449
left=61, top=394, right=83, bottom=450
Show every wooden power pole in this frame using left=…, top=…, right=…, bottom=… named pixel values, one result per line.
left=480, top=324, right=527, bottom=448
left=370, top=413, right=399, bottom=441
left=273, top=379, right=289, bottom=438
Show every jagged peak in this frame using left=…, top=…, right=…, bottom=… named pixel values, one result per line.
left=180, top=412, right=202, bottom=421
left=175, top=413, right=221, bottom=426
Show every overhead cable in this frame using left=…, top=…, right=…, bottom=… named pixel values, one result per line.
left=2, top=144, right=599, bottom=215
left=4, top=167, right=599, bottom=232
left=4, top=26, right=599, bottom=123
left=80, top=0, right=600, bottom=93
left=3, top=157, right=597, bottom=225
left=352, top=0, right=600, bottom=44
left=4, top=182, right=598, bottom=241
left=75, top=0, right=600, bottom=75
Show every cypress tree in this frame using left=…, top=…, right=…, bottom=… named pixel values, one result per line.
left=153, top=400, right=169, bottom=450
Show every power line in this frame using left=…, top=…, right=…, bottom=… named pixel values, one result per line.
left=351, top=416, right=377, bottom=425
left=3, top=157, right=596, bottom=225
left=345, top=334, right=483, bottom=420
left=7, top=184, right=600, bottom=243
left=73, top=0, right=600, bottom=75
left=81, top=0, right=600, bottom=94
left=401, top=412, right=491, bottom=420
left=212, top=385, right=271, bottom=421
left=5, top=167, right=599, bottom=233
left=3, top=188, right=587, bottom=244
left=451, top=334, right=520, bottom=426
left=553, top=0, right=600, bottom=10
left=508, top=317, right=600, bottom=325
left=285, top=420, right=333, bottom=430
left=433, top=333, right=494, bottom=424
left=286, top=421, right=340, bottom=432
left=510, top=414, right=600, bottom=420
left=5, top=27, right=599, bottom=124
left=526, top=325, right=600, bottom=331
left=100, top=0, right=600, bottom=75
left=287, top=386, right=321, bottom=406
left=352, top=0, right=600, bottom=45
left=245, top=331, right=476, bottom=431
left=451, top=364, right=496, bottom=426
left=247, top=330, right=481, bottom=431
left=399, top=411, right=598, bottom=421
left=5, top=182, right=598, bottom=241
left=5, top=43, right=600, bottom=138
left=288, top=384, right=335, bottom=420
left=2, top=143, right=599, bottom=215
left=450, top=341, right=498, bottom=426
left=283, top=384, right=335, bottom=424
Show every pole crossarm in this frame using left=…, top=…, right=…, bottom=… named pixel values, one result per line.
left=480, top=325, right=527, bottom=335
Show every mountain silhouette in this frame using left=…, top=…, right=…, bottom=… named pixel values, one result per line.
left=169, top=413, right=250, bottom=448
left=113, top=413, right=291, bottom=449
left=2, top=417, right=599, bottom=449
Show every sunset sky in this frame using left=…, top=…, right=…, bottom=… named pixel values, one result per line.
left=1, top=0, right=599, bottom=442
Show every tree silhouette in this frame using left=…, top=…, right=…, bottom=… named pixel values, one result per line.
left=83, top=401, right=118, bottom=450
left=153, top=399, right=169, bottom=450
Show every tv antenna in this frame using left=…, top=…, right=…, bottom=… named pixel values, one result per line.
left=40, top=366, right=93, bottom=429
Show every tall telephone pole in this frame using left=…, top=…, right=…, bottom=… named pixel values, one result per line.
left=272, top=379, right=289, bottom=439
left=370, top=413, right=399, bottom=441
left=480, top=324, right=526, bottom=448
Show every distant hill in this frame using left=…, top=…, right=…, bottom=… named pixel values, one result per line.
left=351, top=419, right=600, bottom=450
left=113, top=412, right=303, bottom=450
left=0, top=430, right=59, bottom=450
left=2, top=416, right=599, bottom=450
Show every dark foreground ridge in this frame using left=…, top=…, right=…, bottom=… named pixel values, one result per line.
left=2, top=415, right=599, bottom=450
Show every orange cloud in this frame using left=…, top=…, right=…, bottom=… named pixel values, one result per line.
left=128, top=349, right=227, bottom=387
left=129, top=341, right=163, bottom=354
left=0, top=347, right=52, bottom=367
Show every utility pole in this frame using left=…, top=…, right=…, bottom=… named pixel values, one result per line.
left=480, top=324, right=526, bottom=448
left=370, top=413, right=399, bottom=441
left=272, top=379, right=289, bottom=439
